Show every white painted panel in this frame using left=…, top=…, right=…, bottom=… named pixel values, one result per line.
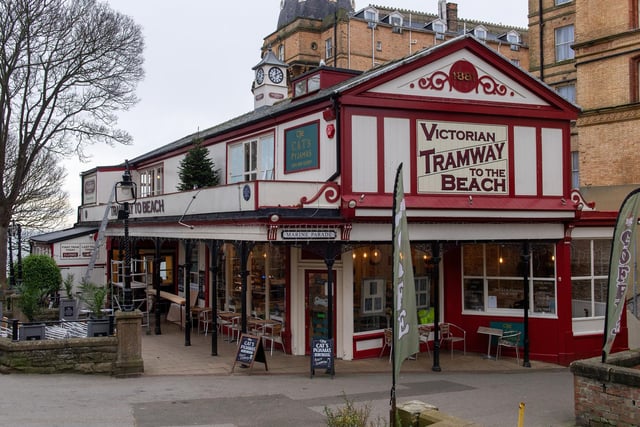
left=352, top=116, right=378, bottom=193
left=542, top=128, right=563, bottom=196
left=369, top=50, right=549, bottom=106
left=384, top=117, right=411, bottom=193
left=513, top=126, right=537, bottom=195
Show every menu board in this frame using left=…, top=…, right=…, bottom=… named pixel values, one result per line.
left=232, top=334, right=268, bottom=373
left=310, top=338, right=334, bottom=378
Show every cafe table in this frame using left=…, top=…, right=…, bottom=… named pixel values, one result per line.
left=477, top=326, right=503, bottom=359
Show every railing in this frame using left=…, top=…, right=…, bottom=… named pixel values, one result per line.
left=79, top=181, right=342, bottom=223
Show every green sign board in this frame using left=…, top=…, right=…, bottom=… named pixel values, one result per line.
left=285, top=122, right=319, bottom=173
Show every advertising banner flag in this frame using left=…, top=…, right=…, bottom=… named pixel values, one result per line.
left=603, top=188, right=640, bottom=361
left=392, top=163, right=420, bottom=380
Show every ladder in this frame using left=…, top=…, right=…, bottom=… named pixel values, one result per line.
left=83, top=186, right=115, bottom=284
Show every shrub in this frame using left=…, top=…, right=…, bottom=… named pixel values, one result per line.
left=324, top=393, right=386, bottom=427
left=17, top=254, right=62, bottom=321
left=79, top=281, right=108, bottom=318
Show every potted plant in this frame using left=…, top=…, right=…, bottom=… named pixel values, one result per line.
left=59, top=274, right=78, bottom=320
left=15, top=254, right=62, bottom=340
left=79, top=281, right=110, bottom=337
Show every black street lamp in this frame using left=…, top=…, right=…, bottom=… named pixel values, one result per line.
left=7, top=221, right=22, bottom=289
left=8, top=224, right=14, bottom=289
left=115, top=160, right=137, bottom=312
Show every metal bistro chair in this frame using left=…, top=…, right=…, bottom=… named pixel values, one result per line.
left=439, top=322, right=466, bottom=358
left=261, top=321, right=286, bottom=355
left=379, top=328, right=393, bottom=362
left=496, top=330, right=521, bottom=364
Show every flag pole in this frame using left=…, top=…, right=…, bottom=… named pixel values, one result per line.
left=389, top=164, right=402, bottom=427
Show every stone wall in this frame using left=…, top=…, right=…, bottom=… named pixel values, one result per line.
left=0, top=336, right=117, bottom=374
left=570, top=350, right=640, bottom=426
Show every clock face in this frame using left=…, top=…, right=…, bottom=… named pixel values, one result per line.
left=268, top=67, right=284, bottom=84
left=256, top=68, right=264, bottom=85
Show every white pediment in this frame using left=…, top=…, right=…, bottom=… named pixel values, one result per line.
left=369, top=49, right=548, bottom=107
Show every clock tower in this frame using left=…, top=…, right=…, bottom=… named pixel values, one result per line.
left=252, top=48, right=289, bottom=109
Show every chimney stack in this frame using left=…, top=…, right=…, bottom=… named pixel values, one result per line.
left=446, top=3, right=459, bottom=33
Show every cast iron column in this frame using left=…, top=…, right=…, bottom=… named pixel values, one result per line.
left=431, top=242, right=442, bottom=372
left=522, top=242, right=531, bottom=367
left=123, top=202, right=133, bottom=311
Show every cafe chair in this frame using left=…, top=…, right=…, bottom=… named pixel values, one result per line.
left=261, top=322, right=286, bottom=355
left=496, top=330, right=521, bottom=364
left=440, top=322, right=466, bottom=358
left=197, top=309, right=213, bottom=336
left=379, top=328, right=393, bottom=362
left=217, top=312, right=231, bottom=338
left=229, top=315, right=242, bottom=343
left=418, top=325, right=432, bottom=358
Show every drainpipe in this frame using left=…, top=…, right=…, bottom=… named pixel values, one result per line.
left=539, top=0, right=544, bottom=82
left=327, top=95, right=341, bottom=182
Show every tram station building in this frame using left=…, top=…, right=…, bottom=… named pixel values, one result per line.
left=31, top=35, right=621, bottom=365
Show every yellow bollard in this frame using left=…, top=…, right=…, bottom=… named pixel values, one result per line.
left=517, top=402, right=525, bottom=427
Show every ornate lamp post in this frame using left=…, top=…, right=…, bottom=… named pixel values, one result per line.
left=8, top=223, right=14, bottom=289
left=114, top=161, right=137, bottom=312
left=8, top=221, right=22, bottom=289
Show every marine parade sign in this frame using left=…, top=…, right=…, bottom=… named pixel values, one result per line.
left=417, top=120, right=508, bottom=194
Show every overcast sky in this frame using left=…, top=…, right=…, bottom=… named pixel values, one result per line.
left=61, top=0, right=527, bottom=225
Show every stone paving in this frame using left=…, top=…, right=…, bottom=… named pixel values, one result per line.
left=141, top=320, right=565, bottom=377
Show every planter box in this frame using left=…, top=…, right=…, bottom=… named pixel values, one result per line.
left=59, top=299, right=78, bottom=321
left=19, top=323, right=46, bottom=341
left=87, top=318, right=110, bottom=337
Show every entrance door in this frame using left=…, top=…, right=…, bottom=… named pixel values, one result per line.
left=305, top=270, right=336, bottom=354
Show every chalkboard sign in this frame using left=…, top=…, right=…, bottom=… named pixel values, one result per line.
left=311, top=338, right=334, bottom=378
left=232, top=334, right=268, bottom=373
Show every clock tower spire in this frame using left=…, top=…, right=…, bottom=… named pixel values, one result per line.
left=252, top=48, right=289, bottom=109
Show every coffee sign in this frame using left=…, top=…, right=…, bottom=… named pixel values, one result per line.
left=417, top=120, right=508, bottom=194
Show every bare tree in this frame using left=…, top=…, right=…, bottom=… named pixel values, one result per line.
left=0, top=0, right=145, bottom=292
left=11, top=149, right=73, bottom=231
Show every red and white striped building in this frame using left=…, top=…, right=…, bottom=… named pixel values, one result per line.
left=33, top=35, right=621, bottom=365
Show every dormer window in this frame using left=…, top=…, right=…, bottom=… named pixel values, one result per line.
left=364, top=7, right=378, bottom=22
left=293, top=74, right=321, bottom=98
left=474, top=26, right=487, bottom=41
left=507, top=31, right=520, bottom=44
left=389, top=12, right=403, bottom=27
left=432, top=20, right=446, bottom=34
left=507, top=31, right=520, bottom=51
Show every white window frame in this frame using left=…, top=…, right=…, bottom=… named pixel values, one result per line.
left=555, top=0, right=572, bottom=5
left=556, top=83, right=576, bottom=103
left=555, top=25, right=575, bottom=62
left=389, top=12, right=402, bottom=27
left=278, top=44, right=285, bottom=61
left=507, top=31, right=520, bottom=44
left=474, top=26, right=487, bottom=40
left=462, top=243, right=557, bottom=317
left=432, top=19, right=446, bottom=34
left=361, top=278, right=385, bottom=315
left=571, top=239, right=610, bottom=335
left=228, top=134, right=274, bottom=183
left=571, top=151, right=580, bottom=188
left=325, top=38, right=333, bottom=59
left=364, top=7, right=378, bottom=22
left=139, top=165, right=164, bottom=197
left=415, top=276, right=430, bottom=310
